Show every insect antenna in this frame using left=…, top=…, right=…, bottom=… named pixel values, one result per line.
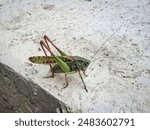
left=89, top=23, right=124, bottom=63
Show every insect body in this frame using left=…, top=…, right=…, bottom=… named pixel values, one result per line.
left=29, top=25, right=123, bottom=92
left=29, top=35, right=90, bottom=92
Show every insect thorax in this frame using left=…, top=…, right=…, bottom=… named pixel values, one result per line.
left=52, top=56, right=90, bottom=73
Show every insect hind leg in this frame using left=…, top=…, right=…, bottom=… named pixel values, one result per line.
left=44, top=35, right=67, bottom=56
left=40, top=40, right=55, bottom=78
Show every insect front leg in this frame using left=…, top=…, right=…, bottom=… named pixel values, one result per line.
left=78, top=71, right=88, bottom=92
left=82, top=71, right=88, bottom=77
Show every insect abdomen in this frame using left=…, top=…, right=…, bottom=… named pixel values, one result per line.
left=29, top=56, right=72, bottom=64
left=29, top=56, right=53, bottom=64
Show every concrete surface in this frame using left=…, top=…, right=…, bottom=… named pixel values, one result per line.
left=0, top=0, right=150, bottom=112
left=0, top=62, right=68, bottom=112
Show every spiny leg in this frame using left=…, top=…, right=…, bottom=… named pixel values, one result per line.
left=44, top=35, right=74, bottom=61
left=41, top=35, right=72, bottom=87
left=78, top=71, right=88, bottom=92
left=40, top=40, right=54, bottom=78
left=41, top=37, right=71, bottom=73
left=44, top=35, right=67, bottom=56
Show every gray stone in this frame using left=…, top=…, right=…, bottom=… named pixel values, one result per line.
left=0, top=62, right=68, bottom=113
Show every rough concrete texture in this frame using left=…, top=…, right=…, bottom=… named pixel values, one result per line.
left=0, top=0, right=150, bottom=112
left=0, top=62, right=67, bottom=112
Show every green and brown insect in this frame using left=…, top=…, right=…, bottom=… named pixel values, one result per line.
left=29, top=35, right=90, bottom=92
left=29, top=25, right=123, bottom=92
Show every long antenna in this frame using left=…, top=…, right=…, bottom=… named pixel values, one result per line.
left=90, top=23, right=124, bottom=62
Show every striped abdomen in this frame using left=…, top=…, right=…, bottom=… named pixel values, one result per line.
left=29, top=56, right=72, bottom=64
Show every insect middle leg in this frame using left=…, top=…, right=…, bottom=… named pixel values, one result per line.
left=63, top=71, right=76, bottom=88
left=64, top=74, right=69, bottom=88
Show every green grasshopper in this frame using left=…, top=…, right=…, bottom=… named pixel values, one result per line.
left=29, top=25, right=123, bottom=92
left=29, top=35, right=90, bottom=92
